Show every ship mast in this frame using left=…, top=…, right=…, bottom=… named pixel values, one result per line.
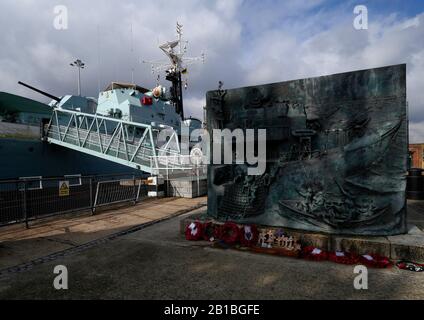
left=142, top=23, right=205, bottom=119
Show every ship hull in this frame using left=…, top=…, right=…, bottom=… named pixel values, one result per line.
left=0, top=137, right=140, bottom=180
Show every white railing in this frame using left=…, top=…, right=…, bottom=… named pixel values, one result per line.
left=45, top=108, right=182, bottom=174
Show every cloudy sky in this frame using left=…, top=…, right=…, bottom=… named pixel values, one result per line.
left=1, top=0, right=424, bottom=141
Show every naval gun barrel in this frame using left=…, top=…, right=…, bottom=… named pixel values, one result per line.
left=18, top=81, right=61, bottom=102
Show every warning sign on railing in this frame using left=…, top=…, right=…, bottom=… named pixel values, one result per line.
left=59, top=181, right=70, bottom=197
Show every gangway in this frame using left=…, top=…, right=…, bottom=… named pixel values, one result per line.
left=43, top=108, right=199, bottom=176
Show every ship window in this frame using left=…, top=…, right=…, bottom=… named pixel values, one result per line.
left=65, top=174, right=82, bottom=187
left=19, top=176, right=43, bottom=190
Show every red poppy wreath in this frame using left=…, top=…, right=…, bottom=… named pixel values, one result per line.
left=218, top=222, right=241, bottom=245
left=185, top=221, right=204, bottom=241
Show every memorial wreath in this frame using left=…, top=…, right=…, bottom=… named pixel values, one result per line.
left=328, top=251, right=360, bottom=265
left=217, top=222, right=241, bottom=245
left=359, top=254, right=392, bottom=268
left=239, top=225, right=259, bottom=247
left=185, top=221, right=204, bottom=241
left=301, top=246, right=328, bottom=261
left=202, top=222, right=218, bottom=242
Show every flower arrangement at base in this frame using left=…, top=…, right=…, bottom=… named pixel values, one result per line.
left=328, top=251, right=359, bottom=265
left=396, top=261, right=424, bottom=272
left=239, top=225, right=259, bottom=247
left=217, top=222, right=241, bottom=245
left=301, top=246, right=328, bottom=261
left=202, top=222, right=218, bottom=242
left=185, top=221, right=204, bottom=241
left=359, top=254, right=392, bottom=268
left=254, top=228, right=301, bottom=256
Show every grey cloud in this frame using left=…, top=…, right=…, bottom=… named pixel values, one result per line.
left=1, top=1, right=423, bottom=141
left=242, top=9, right=424, bottom=141
left=0, top=0, right=248, bottom=119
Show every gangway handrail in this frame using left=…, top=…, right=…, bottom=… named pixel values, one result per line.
left=50, top=108, right=153, bottom=129
left=43, top=108, right=200, bottom=177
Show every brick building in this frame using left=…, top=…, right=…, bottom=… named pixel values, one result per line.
left=409, top=144, right=424, bottom=169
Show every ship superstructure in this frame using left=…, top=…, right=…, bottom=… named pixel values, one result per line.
left=0, top=23, right=204, bottom=180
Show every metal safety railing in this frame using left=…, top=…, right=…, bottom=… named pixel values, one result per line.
left=0, top=173, right=149, bottom=228
left=43, top=108, right=208, bottom=178
left=93, top=178, right=145, bottom=210
left=149, top=154, right=207, bottom=178
left=44, top=108, right=185, bottom=174
left=149, top=155, right=207, bottom=198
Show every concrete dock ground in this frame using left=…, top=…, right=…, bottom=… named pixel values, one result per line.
left=0, top=198, right=424, bottom=299
left=0, top=197, right=207, bottom=270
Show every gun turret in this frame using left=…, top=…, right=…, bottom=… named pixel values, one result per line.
left=18, top=81, right=61, bottom=102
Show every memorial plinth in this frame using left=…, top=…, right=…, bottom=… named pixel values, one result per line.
left=206, top=64, right=408, bottom=236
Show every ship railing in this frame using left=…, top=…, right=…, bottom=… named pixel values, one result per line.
left=148, top=154, right=207, bottom=201
left=148, top=154, right=207, bottom=177
left=44, top=108, right=200, bottom=175
left=44, top=108, right=186, bottom=173
left=148, top=154, right=207, bottom=199
left=0, top=173, right=151, bottom=228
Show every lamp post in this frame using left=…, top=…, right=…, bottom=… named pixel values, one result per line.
left=70, top=59, right=85, bottom=96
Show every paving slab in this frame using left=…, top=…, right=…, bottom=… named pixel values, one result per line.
left=0, top=238, right=73, bottom=270
left=0, top=196, right=207, bottom=271
left=1, top=208, right=423, bottom=300
left=0, top=225, right=59, bottom=242
left=0, top=197, right=421, bottom=299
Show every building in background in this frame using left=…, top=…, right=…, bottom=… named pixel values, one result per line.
left=409, top=144, right=424, bottom=169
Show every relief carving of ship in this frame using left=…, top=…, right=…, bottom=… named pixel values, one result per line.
left=276, top=119, right=403, bottom=228
left=218, top=172, right=271, bottom=219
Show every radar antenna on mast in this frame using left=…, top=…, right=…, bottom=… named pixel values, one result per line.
left=141, top=23, right=205, bottom=119
left=143, top=22, right=204, bottom=74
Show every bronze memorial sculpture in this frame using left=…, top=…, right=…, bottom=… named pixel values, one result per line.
left=206, top=64, right=408, bottom=236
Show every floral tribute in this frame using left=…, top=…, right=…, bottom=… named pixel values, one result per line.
left=202, top=222, right=218, bottom=242
left=217, top=222, right=241, bottom=245
left=328, top=251, right=360, bottom=265
left=254, top=228, right=301, bottom=257
left=184, top=221, right=407, bottom=270
left=396, top=261, right=424, bottom=272
left=239, top=225, right=259, bottom=247
left=301, top=246, right=328, bottom=261
left=185, top=221, right=204, bottom=241
left=358, top=254, right=392, bottom=268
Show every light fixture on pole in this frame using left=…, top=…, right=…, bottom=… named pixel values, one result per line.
left=70, top=59, right=85, bottom=96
